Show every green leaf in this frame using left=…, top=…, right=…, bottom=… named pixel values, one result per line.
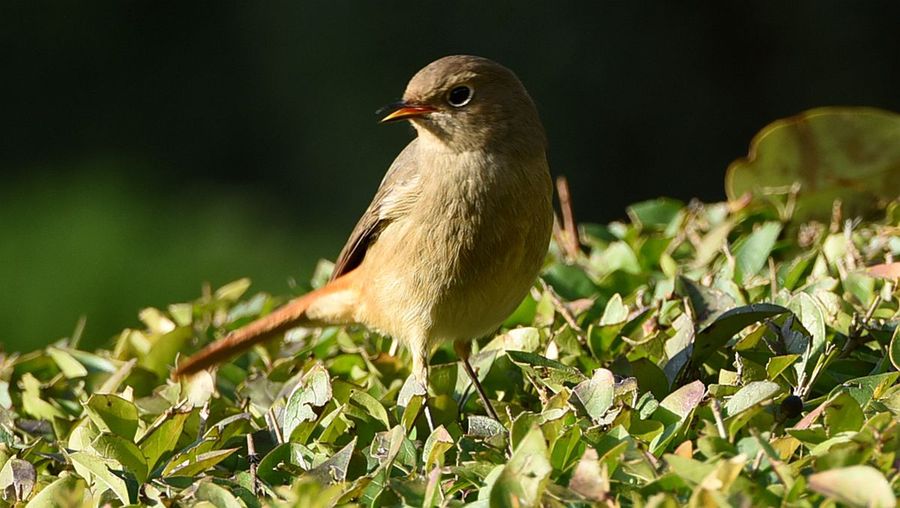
left=658, top=380, right=705, bottom=421
left=726, top=107, right=900, bottom=221
left=787, top=292, right=826, bottom=375
left=349, top=390, right=390, bottom=430
left=724, top=381, right=781, bottom=417
left=808, top=465, right=895, bottom=508
left=823, top=392, right=864, bottom=435
left=891, top=326, right=900, bottom=371
left=165, top=448, right=239, bottom=477
left=842, top=372, right=900, bottom=407
left=91, top=433, right=149, bottom=484
left=0, top=458, right=35, bottom=503
left=20, top=373, right=65, bottom=421
left=650, top=381, right=705, bottom=455
left=23, top=473, right=86, bottom=507
left=599, top=293, right=628, bottom=325
left=542, top=263, right=597, bottom=300
left=138, top=411, right=190, bottom=472
left=765, top=354, right=800, bottom=379
left=732, top=222, right=782, bottom=283
left=573, top=368, right=615, bottom=422
left=506, top=350, right=586, bottom=390
left=46, top=347, right=88, bottom=379
left=490, top=426, right=551, bottom=508
left=84, top=394, right=140, bottom=440
left=283, top=364, right=332, bottom=440
left=692, top=220, right=735, bottom=268
left=422, top=426, right=454, bottom=471
left=139, top=326, right=193, bottom=379
left=195, top=481, right=243, bottom=508
left=691, top=303, right=789, bottom=365
left=256, top=443, right=306, bottom=486
left=663, top=313, right=695, bottom=384
left=214, top=278, right=252, bottom=302
left=590, top=241, right=642, bottom=277
left=307, top=438, right=355, bottom=484
left=663, top=454, right=715, bottom=485
left=627, top=198, right=684, bottom=231
left=676, top=276, right=735, bottom=326
left=69, top=451, right=133, bottom=505
left=630, top=358, right=669, bottom=400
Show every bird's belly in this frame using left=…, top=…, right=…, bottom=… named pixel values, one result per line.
left=428, top=233, right=540, bottom=341
left=356, top=197, right=549, bottom=348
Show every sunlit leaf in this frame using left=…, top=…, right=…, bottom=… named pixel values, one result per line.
left=69, top=452, right=132, bottom=505
left=84, top=394, right=139, bottom=440
left=726, top=107, right=900, bottom=220
left=808, top=465, right=895, bottom=508
left=91, top=433, right=149, bottom=484
left=573, top=368, right=615, bottom=422
left=724, top=381, right=781, bottom=417
left=283, top=364, right=332, bottom=440
left=490, top=426, right=551, bottom=508
left=23, top=472, right=86, bottom=507
left=0, top=458, right=35, bottom=503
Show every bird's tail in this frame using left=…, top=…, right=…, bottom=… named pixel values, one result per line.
left=173, top=271, right=359, bottom=376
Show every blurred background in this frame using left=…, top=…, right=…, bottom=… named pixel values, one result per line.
left=3, top=2, right=899, bottom=351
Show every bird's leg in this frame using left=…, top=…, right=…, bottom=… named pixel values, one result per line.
left=454, top=338, right=500, bottom=421
left=411, top=345, right=435, bottom=432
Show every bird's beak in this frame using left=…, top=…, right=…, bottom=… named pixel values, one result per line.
left=378, top=101, right=437, bottom=123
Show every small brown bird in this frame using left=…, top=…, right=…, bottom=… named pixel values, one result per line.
left=174, top=55, right=553, bottom=419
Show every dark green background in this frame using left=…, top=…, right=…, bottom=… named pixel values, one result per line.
left=2, top=2, right=899, bottom=351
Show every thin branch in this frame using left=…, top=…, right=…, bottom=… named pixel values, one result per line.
left=555, top=175, right=580, bottom=261
left=540, top=279, right=586, bottom=340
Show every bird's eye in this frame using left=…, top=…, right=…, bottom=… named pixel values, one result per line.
left=447, top=85, right=473, bottom=107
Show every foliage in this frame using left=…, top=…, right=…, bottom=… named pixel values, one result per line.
left=726, top=106, right=900, bottom=222
left=1, top=111, right=899, bottom=507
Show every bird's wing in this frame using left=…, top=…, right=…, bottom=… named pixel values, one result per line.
left=331, top=139, right=422, bottom=280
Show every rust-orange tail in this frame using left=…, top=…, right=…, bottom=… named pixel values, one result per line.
left=174, top=272, right=358, bottom=376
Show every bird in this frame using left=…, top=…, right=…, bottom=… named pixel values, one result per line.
left=174, top=55, right=553, bottom=420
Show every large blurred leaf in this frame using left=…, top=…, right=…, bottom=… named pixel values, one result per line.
left=808, top=465, right=895, bottom=508
left=726, top=107, right=900, bottom=220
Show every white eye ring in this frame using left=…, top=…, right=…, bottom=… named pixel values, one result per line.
left=447, top=85, right=473, bottom=107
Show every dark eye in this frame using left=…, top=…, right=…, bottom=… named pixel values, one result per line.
left=447, top=85, right=473, bottom=107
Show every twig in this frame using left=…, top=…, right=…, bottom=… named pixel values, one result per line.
left=267, top=407, right=284, bottom=444
left=247, top=433, right=260, bottom=495
left=711, top=398, right=728, bottom=440
left=555, top=175, right=580, bottom=261
left=841, top=294, right=883, bottom=358
left=198, top=401, right=210, bottom=436
left=70, top=316, right=87, bottom=349
left=768, top=257, right=777, bottom=301
left=540, top=280, right=586, bottom=339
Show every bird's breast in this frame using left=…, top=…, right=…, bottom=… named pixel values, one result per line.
left=356, top=147, right=553, bottom=346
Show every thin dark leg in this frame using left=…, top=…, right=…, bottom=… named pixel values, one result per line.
left=454, top=339, right=500, bottom=421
